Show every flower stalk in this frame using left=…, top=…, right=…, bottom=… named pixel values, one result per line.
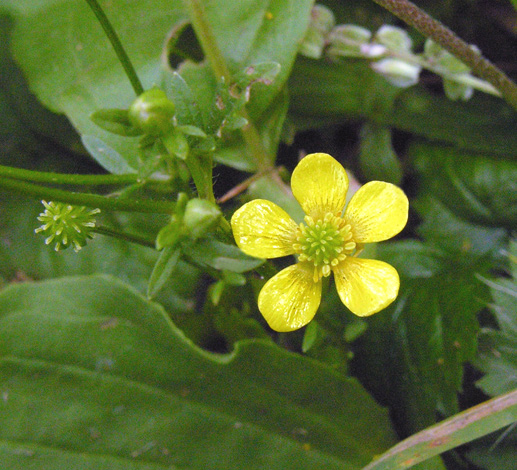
left=84, top=0, right=144, bottom=96
left=0, top=164, right=139, bottom=186
left=0, top=177, right=175, bottom=214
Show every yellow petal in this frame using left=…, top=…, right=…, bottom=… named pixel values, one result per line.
left=231, top=199, right=298, bottom=259
left=258, top=263, right=321, bottom=332
left=344, top=181, right=408, bottom=243
left=291, top=153, right=349, bottom=220
left=333, top=257, right=399, bottom=316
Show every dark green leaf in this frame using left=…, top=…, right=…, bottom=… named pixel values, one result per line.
left=289, top=59, right=402, bottom=125
left=147, top=245, right=181, bottom=299
left=182, top=237, right=264, bottom=273
left=81, top=135, right=138, bottom=174
left=414, top=196, right=507, bottom=256
left=359, top=122, right=402, bottom=184
left=410, top=142, right=517, bottom=228
left=0, top=275, right=397, bottom=469
left=90, top=108, right=143, bottom=137
left=289, top=57, right=517, bottom=157
left=164, top=71, right=206, bottom=130
left=475, top=243, right=517, bottom=396
left=356, top=240, right=493, bottom=435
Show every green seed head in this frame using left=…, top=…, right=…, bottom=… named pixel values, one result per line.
left=34, top=201, right=100, bottom=252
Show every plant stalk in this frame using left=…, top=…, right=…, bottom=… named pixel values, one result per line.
left=93, top=225, right=155, bottom=248
left=85, top=0, right=144, bottom=96
left=0, top=164, right=139, bottom=186
left=183, top=0, right=273, bottom=170
left=0, top=177, right=175, bottom=214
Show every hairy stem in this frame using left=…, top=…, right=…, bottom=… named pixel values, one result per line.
left=183, top=0, right=273, bottom=170
left=372, top=0, right=517, bottom=111
left=85, top=0, right=144, bottom=96
left=0, top=177, right=175, bottom=214
left=93, top=225, right=155, bottom=248
left=0, top=164, right=139, bottom=186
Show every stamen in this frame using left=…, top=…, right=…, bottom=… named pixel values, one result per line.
left=294, top=212, right=357, bottom=281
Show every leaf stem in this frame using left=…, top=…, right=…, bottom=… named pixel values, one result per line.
left=371, top=0, right=517, bottom=111
left=0, top=177, right=175, bottom=214
left=93, top=225, right=155, bottom=248
left=0, top=164, right=139, bottom=186
left=84, top=0, right=144, bottom=96
left=183, top=0, right=273, bottom=170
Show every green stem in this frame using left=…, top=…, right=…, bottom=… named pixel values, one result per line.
left=93, top=225, right=155, bottom=248
left=0, top=177, right=175, bottom=214
left=183, top=0, right=273, bottom=171
left=371, top=0, right=517, bottom=111
left=0, top=164, right=139, bottom=186
left=182, top=0, right=231, bottom=81
left=84, top=0, right=144, bottom=96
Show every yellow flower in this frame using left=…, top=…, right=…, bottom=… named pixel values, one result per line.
left=231, top=153, right=409, bottom=332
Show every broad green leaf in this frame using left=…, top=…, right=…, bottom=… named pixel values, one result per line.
left=359, top=122, right=402, bottom=184
left=3, top=0, right=186, bottom=169
left=410, top=142, right=517, bottom=228
left=0, top=14, right=81, bottom=157
left=362, top=390, right=517, bottom=470
left=0, top=274, right=397, bottom=469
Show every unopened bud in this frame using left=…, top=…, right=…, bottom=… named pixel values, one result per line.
left=371, top=58, right=421, bottom=88
left=184, top=199, right=222, bottom=240
left=128, top=88, right=175, bottom=136
left=327, top=25, right=372, bottom=59
left=374, top=25, right=413, bottom=53
left=423, top=39, right=471, bottom=74
left=299, top=4, right=335, bottom=59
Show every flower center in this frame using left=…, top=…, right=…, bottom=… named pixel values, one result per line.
left=293, top=213, right=356, bottom=282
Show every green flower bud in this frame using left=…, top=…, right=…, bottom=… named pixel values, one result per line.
left=371, top=58, right=421, bottom=88
left=299, top=4, right=335, bottom=59
left=374, top=25, right=413, bottom=53
left=424, top=39, right=471, bottom=74
left=128, top=88, right=175, bottom=136
left=327, top=25, right=375, bottom=59
left=184, top=199, right=222, bottom=240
